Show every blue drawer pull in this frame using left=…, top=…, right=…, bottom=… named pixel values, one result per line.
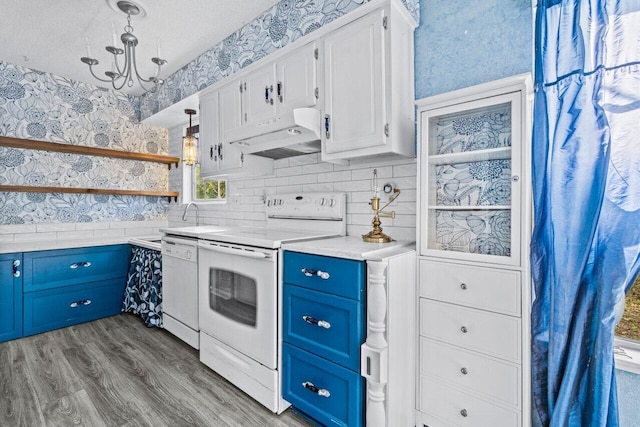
left=13, top=259, right=21, bottom=278
left=302, top=315, right=331, bottom=329
left=301, top=268, right=330, bottom=280
left=70, top=299, right=92, bottom=308
left=302, top=381, right=331, bottom=398
left=70, top=261, right=92, bottom=269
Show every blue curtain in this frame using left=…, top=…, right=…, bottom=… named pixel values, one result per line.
left=531, top=1, right=640, bottom=426
left=122, top=246, right=163, bottom=327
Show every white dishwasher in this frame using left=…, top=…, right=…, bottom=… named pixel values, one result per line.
left=161, top=235, right=199, bottom=349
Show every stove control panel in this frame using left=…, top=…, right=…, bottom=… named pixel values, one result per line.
left=265, top=192, right=346, bottom=220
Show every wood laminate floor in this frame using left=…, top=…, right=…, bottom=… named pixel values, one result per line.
left=0, top=314, right=315, bottom=427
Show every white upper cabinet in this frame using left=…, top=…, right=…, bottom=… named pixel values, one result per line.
left=198, top=90, right=219, bottom=177
left=224, top=42, right=318, bottom=143
left=243, top=63, right=276, bottom=127
left=321, top=3, right=416, bottom=162
left=200, top=86, right=271, bottom=177
left=276, top=43, right=318, bottom=113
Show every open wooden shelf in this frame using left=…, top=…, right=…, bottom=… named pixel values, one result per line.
left=0, top=135, right=180, bottom=169
left=0, top=185, right=179, bottom=203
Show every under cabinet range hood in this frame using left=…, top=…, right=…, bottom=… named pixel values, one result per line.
left=227, top=108, right=321, bottom=160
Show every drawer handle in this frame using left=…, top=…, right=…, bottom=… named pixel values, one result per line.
left=460, top=326, right=468, bottom=334
left=13, top=259, right=21, bottom=278
left=302, top=381, right=331, bottom=398
left=70, top=299, right=92, bottom=308
left=302, top=315, right=331, bottom=329
left=460, top=409, right=468, bottom=417
left=70, top=261, right=92, bottom=269
left=460, top=283, right=467, bottom=290
left=301, top=268, right=330, bottom=280
left=460, top=367, right=468, bottom=375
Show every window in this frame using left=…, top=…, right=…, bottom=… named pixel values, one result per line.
left=182, top=126, right=226, bottom=203
left=193, top=163, right=226, bottom=202
left=615, top=276, right=640, bottom=374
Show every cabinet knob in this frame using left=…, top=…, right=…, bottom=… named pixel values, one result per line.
left=460, top=367, right=468, bottom=375
left=460, top=409, right=468, bottom=417
left=512, top=175, right=520, bottom=182
left=460, top=283, right=467, bottom=290
left=460, top=326, right=468, bottom=333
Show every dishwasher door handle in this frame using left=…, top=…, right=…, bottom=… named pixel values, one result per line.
left=197, top=243, right=270, bottom=259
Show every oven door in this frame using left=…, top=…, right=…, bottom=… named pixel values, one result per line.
left=197, top=241, right=278, bottom=369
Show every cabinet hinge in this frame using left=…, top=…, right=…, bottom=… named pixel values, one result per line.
left=239, top=82, right=243, bottom=93
left=383, top=16, right=388, bottom=29
left=314, top=48, right=319, bottom=60
left=314, top=87, right=319, bottom=99
left=244, top=113, right=247, bottom=122
left=384, top=123, right=389, bottom=137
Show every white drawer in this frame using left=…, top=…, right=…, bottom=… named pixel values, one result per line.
left=419, top=259, right=521, bottom=316
left=420, top=299, right=521, bottom=362
left=419, top=375, right=521, bottom=427
left=420, top=338, right=520, bottom=408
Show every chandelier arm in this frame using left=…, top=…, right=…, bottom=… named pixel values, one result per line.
left=87, top=64, right=115, bottom=83
left=130, top=45, right=157, bottom=84
left=112, top=53, right=125, bottom=76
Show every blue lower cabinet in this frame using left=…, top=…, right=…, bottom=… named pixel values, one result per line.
left=283, top=285, right=363, bottom=372
left=283, top=343, right=364, bottom=427
left=23, top=278, right=126, bottom=336
left=0, top=253, right=23, bottom=342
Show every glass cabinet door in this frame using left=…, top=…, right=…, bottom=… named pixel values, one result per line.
left=419, top=91, right=523, bottom=265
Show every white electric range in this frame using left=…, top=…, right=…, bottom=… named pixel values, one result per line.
left=196, top=192, right=347, bottom=413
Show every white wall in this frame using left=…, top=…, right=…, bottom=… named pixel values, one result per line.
left=167, top=125, right=417, bottom=242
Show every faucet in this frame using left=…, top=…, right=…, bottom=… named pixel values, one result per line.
left=182, top=202, right=200, bottom=225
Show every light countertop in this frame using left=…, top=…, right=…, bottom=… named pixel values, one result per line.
left=1, top=234, right=162, bottom=254
left=282, top=236, right=415, bottom=261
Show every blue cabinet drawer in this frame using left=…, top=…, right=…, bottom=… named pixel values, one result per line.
left=23, top=245, right=129, bottom=292
left=284, top=285, right=364, bottom=371
left=283, top=343, right=364, bottom=427
left=283, top=251, right=365, bottom=301
left=23, top=278, right=126, bottom=336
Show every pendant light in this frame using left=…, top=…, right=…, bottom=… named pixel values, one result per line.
left=182, top=109, right=198, bottom=166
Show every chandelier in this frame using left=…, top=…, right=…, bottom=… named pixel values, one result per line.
left=80, top=1, right=166, bottom=92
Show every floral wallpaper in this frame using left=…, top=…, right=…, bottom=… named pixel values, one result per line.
left=138, top=0, right=419, bottom=120
left=0, top=61, right=169, bottom=225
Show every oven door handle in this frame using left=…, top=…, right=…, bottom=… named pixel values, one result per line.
left=197, top=243, right=270, bottom=259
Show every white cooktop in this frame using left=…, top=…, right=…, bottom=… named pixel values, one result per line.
left=199, top=192, right=347, bottom=249
left=198, top=227, right=340, bottom=249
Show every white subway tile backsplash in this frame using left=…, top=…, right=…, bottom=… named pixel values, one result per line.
left=75, top=222, right=111, bottom=231
left=94, top=228, right=125, bottom=238
left=0, top=224, right=37, bottom=234
left=317, top=171, right=352, bottom=183
left=18, top=232, right=57, bottom=242
left=264, top=176, right=290, bottom=187
left=57, top=230, right=94, bottom=240
left=393, top=163, right=418, bottom=177
left=302, top=183, right=334, bottom=192
left=276, top=166, right=303, bottom=177
left=289, top=154, right=319, bottom=166
left=302, top=162, right=334, bottom=174
left=36, top=223, right=77, bottom=233
left=351, top=166, right=392, bottom=180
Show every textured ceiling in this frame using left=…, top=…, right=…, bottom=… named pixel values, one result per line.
left=0, top=0, right=282, bottom=96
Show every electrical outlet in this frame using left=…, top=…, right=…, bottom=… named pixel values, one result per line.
left=230, top=194, right=242, bottom=204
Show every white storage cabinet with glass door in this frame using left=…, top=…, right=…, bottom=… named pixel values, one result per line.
left=416, top=74, right=533, bottom=427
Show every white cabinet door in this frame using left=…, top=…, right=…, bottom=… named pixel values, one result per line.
left=322, top=10, right=386, bottom=154
left=276, top=43, right=317, bottom=113
left=243, top=63, right=276, bottom=127
left=219, top=78, right=244, bottom=143
left=199, top=90, right=219, bottom=177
